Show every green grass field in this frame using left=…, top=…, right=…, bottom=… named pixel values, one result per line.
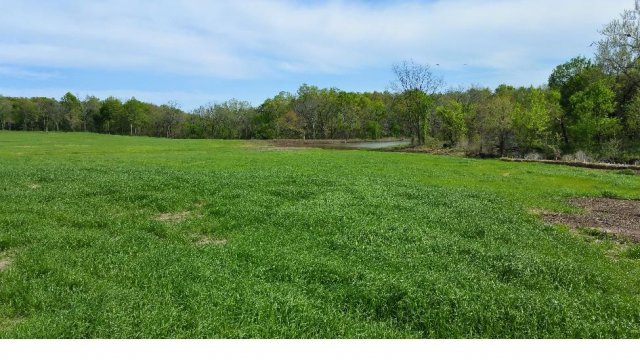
left=1, top=131, right=640, bottom=338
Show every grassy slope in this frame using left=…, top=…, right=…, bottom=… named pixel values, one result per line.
left=0, top=131, right=639, bottom=338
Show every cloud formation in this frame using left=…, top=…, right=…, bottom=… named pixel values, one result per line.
left=0, top=0, right=631, bottom=107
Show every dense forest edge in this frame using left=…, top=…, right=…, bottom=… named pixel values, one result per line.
left=1, top=4, right=640, bottom=164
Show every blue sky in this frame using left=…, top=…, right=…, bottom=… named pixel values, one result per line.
left=0, top=0, right=630, bottom=110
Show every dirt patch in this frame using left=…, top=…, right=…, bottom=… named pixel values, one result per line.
left=194, top=235, right=226, bottom=246
left=0, top=317, right=24, bottom=330
left=153, top=211, right=192, bottom=223
left=0, top=257, right=12, bottom=271
left=542, top=198, right=640, bottom=242
left=502, top=158, right=640, bottom=172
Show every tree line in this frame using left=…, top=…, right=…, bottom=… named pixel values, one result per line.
left=1, top=2, right=639, bottom=163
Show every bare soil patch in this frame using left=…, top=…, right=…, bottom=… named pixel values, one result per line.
left=0, top=257, right=12, bottom=271
left=0, top=317, right=24, bottom=330
left=194, top=235, right=226, bottom=246
left=502, top=158, right=640, bottom=172
left=542, top=198, right=640, bottom=242
left=153, top=211, right=192, bottom=223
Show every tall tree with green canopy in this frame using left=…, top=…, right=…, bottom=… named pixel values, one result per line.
left=512, top=88, right=553, bottom=154
left=569, top=79, right=619, bottom=150
left=256, top=91, right=293, bottom=139
left=595, top=0, right=640, bottom=146
left=436, top=99, right=466, bottom=147
left=81, top=96, right=101, bottom=132
left=60, top=92, right=82, bottom=131
left=294, top=84, right=321, bottom=140
left=0, top=97, right=14, bottom=130
left=123, top=97, right=150, bottom=136
left=624, top=92, right=640, bottom=144
left=392, top=60, right=443, bottom=145
left=549, top=58, right=612, bottom=149
left=98, top=97, right=123, bottom=134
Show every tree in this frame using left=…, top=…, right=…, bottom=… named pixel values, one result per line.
left=549, top=57, right=593, bottom=91
left=0, top=97, right=14, bottom=130
left=81, top=96, right=101, bottom=132
left=123, top=98, right=150, bottom=135
left=158, top=101, right=184, bottom=138
left=12, top=98, right=38, bottom=130
left=512, top=88, right=553, bottom=154
left=294, top=84, right=321, bottom=140
left=596, top=1, right=640, bottom=77
left=549, top=58, right=609, bottom=148
left=596, top=1, right=640, bottom=114
left=624, top=92, right=640, bottom=142
left=97, top=97, right=123, bottom=134
left=392, top=60, right=443, bottom=145
left=60, top=92, right=82, bottom=131
left=33, top=97, right=61, bottom=132
left=569, top=80, right=619, bottom=149
left=335, top=91, right=361, bottom=140
left=256, top=92, right=293, bottom=139
left=488, top=94, right=516, bottom=156
left=277, top=110, right=304, bottom=139
left=435, top=99, right=466, bottom=146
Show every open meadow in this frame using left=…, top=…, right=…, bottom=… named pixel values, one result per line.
left=1, top=131, right=640, bottom=338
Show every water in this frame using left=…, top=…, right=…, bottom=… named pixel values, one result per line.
left=342, top=140, right=411, bottom=149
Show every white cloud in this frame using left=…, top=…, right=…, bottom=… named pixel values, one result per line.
left=0, top=0, right=631, bottom=82
left=0, top=66, right=60, bottom=80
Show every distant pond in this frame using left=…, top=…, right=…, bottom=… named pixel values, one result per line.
left=341, top=140, right=411, bottom=149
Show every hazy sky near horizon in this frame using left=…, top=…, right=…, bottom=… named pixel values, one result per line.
left=0, top=0, right=630, bottom=110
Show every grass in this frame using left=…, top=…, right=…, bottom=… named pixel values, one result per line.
left=1, top=131, right=639, bottom=338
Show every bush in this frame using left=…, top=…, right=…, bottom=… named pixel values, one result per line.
left=574, top=151, right=593, bottom=163
left=524, top=152, right=543, bottom=160
left=599, top=139, right=622, bottom=163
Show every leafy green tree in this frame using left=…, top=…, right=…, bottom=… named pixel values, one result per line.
left=158, top=101, right=185, bottom=138
left=569, top=80, right=619, bottom=149
left=82, top=96, right=101, bottom=132
left=549, top=58, right=611, bottom=149
left=335, top=91, right=361, bottom=140
left=0, top=97, right=14, bottom=130
left=123, top=98, right=150, bottom=135
left=277, top=110, right=304, bottom=139
left=60, top=92, right=82, bottom=131
left=256, top=92, right=293, bottom=139
left=513, top=88, right=552, bottom=154
left=436, top=99, right=466, bottom=146
left=624, top=92, right=640, bottom=142
left=294, top=84, right=321, bottom=140
left=98, top=97, right=123, bottom=134
left=11, top=98, right=38, bottom=130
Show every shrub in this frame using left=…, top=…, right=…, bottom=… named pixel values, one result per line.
left=574, top=151, right=593, bottom=163
left=524, top=152, right=543, bottom=160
